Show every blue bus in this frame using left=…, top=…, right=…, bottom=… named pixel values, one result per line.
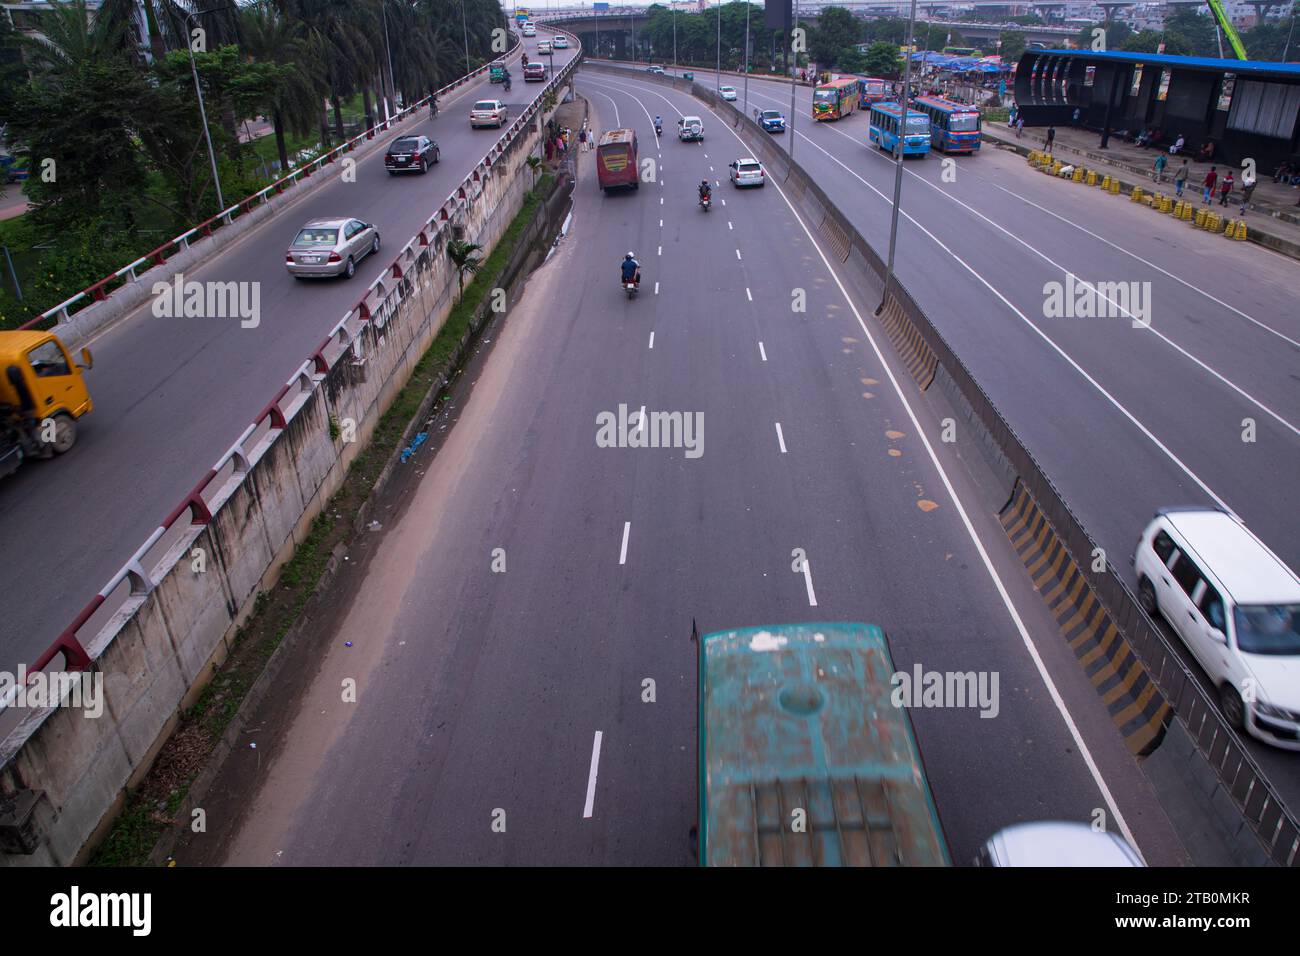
left=696, top=622, right=950, bottom=866
left=913, top=96, right=981, bottom=154
left=868, top=103, right=931, bottom=157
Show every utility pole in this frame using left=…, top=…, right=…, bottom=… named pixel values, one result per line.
left=878, top=0, right=918, bottom=315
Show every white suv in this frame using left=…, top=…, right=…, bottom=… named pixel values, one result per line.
left=1133, top=507, right=1300, bottom=749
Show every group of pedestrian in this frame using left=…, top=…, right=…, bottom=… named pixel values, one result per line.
left=1194, top=165, right=1257, bottom=213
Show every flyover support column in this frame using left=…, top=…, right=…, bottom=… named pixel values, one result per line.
left=614, top=31, right=627, bottom=60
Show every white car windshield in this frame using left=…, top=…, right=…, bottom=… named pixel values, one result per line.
left=474, top=101, right=497, bottom=110
left=1235, top=604, right=1300, bottom=656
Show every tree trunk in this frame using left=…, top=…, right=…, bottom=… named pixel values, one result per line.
left=273, top=109, right=289, bottom=173
left=362, top=87, right=374, bottom=131
left=331, top=94, right=345, bottom=140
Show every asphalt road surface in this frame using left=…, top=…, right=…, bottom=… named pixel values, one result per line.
left=170, top=74, right=1191, bottom=866
left=0, top=37, right=576, bottom=681
left=590, top=63, right=1300, bottom=816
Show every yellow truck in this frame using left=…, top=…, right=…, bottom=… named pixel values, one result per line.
left=0, top=330, right=93, bottom=479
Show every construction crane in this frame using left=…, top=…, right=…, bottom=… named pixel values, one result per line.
left=1205, top=0, right=1249, bottom=59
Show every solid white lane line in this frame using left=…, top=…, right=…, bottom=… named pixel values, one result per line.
left=649, top=331, right=655, bottom=349
left=583, top=731, right=603, bottom=819
left=775, top=422, right=787, bottom=453
left=619, top=521, right=631, bottom=565
left=758, top=340, right=767, bottom=361
left=802, top=558, right=817, bottom=607
left=636, top=404, right=646, bottom=434
left=746, top=287, right=753, bottom=301
left=735, top=249, right=742, bottom=260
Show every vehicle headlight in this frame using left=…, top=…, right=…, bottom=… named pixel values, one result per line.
left=1254, top=700, right=1299, bottom=721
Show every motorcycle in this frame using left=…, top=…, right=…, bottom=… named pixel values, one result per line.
left=654, top=122, right=662, bottom=137
left=622, top=274, right=639, bottom=299
left=504, top=78, right=512, bottom=93
left=699, top=194, right=711, bottom=212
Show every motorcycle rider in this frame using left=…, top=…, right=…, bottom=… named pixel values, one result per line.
left=621, top=251, right=641, bottom=287
left=698, top=179, right=712, bottom=204
left=654, top=115, right=663, bottom=136
left=429, top=94, right=438, bottom=118
left=503, top=71, right=512, bottom=92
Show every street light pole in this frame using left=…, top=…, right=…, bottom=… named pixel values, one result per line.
left=461, top=1, right=471, bottom=76
left=878, top=0, right=917, bottom=315
left=673, top=10, right=677, bottom=76
left=715, top=0, right=721, bottom=88
left=789, top=1, right=798, bottom=161
left=381, top=0, right=397, bottom=119
left=184, top=8, right=226, bottom=216
left=743, top=1, right=750, bottom=114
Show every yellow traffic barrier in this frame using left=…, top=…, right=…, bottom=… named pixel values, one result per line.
left=1109, top=177, right=1120, bottom=195
left=1194, top=208, right=1208, bottom=228
left=1233, top=219, right=1248, bottom=240
left=1180, top=202, right=1195, bottom=221
left=1223, top=218, right=1238, bottom=236
left=1085, top=169, right=1097, bottom=186
left=1072, top=166, right=1085, bottom=183
left=1130, top=185, right=1144, bottom=202
left=1100, top=174, right=1111, bottom=190
left=1051, top=160, right=1063, bottom=175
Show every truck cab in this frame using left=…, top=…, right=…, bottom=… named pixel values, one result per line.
left=0, top=330, right=93, bottom=479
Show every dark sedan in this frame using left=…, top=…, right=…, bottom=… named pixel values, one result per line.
left=384, top=135, right=439, bottom=174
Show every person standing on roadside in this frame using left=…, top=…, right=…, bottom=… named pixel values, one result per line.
left=1045, top=125, right=1056, bottom=154
left=1153, top=151, right=1167, bottom=183
left=1072, top=107, right=1081, bottom=126
left=1202, top=165, right=1217, bottom=204
left=1173, top=159, right=1188, bottom=197
left=1015, top=115, right=1024, bottom=138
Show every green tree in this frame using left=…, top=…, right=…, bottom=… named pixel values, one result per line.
left=447, top=239, right=483, bottom=304
left=1121, top=30, right=1165, bottom=54
left=1241, top=15, right=1299, bottom=61
left=1163, top=10, right=1218, bottom=57
left=811, top=7, right=862, bottom=66
left=1074, top=19, right=1131, bottom=51
left=999, top=30, right=1026, bottom=65
left=861, top=41, right=901, bottom=77
left=240, top=2, right=327, bottom=173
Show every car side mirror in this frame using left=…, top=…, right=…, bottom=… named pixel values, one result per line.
left=78, top=347, right=93, bottom=371
left=1209, top=628, right=1226, bottom=644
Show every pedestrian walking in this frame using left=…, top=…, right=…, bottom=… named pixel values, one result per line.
left=1045, top=125, right=1056, bottom=154
left=1072, top=107, right=1081, bottom=126
left=1239, top=166, right=1256, bottom=213
left=1218, top=169, right=1234, bottom=206
left=1173, top=159, right=1188, bottom=197
left=1015, top=116, right=1024, bottom=138
left=1202, top=166, right=1217, bottom=204
left=1153, top=152, right=1167, bottom=183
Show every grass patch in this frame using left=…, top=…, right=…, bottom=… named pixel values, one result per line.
left=88, top=173, right=557, bottom=867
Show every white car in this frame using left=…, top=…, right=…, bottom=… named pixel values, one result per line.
left=719, top=85, right=737, bottom=101
left=522, top=21, right=536, bottom=36
left=678, top=116, right=704, bottom=141
left=537, top=40, right=552, bottom=55
left=553, top=35, right=569, bottom=49
left=1134, top=507, right=1300, bottom=749
left=977, top=823, right=1144, bottom=867
left=728, top=157, right=764, bottom=187
left=470, top=99, right=508, bottom=129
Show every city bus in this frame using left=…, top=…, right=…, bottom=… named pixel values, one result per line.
left=942, top=45, right=978, bottom=56
left=855, top=76, right=891, bottom=109
left=868, top=102, right=931, bottom=157
left=812, top=77, right=859, bottom=121
left=912, top=95, right=981, bottom=153
left=596, top=128, right=640, bottom=191
left=695, top=622, right=950, bottom=866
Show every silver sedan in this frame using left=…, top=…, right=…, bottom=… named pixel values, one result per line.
left=285, top=218, right=381, bottom=279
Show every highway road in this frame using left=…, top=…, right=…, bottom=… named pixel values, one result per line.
left=589, top=63, right=1300, bottom=809
left=169, top=72, right=1191, bottom=866
left=0, top=37, right=577, bottom=683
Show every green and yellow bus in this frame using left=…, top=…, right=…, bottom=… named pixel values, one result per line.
left=696, top=622, right=949, bottom=866
left=812, top=77, right=859, bottom=121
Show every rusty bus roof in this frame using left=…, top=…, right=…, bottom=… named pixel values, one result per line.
left=597, top=128, right=636, bottom=146
left=699, top=622, right=949, bottom=867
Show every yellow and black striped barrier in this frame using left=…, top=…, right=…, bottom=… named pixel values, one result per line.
left=874, top=297, right=937, bottom=390
left=1001, top=484, right=1172, bottom=756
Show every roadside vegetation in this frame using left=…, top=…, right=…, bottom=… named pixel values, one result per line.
left=0, top=0, right=509, bottom=329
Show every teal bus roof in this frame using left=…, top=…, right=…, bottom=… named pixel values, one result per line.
left=699, top=622, right=949, bottom=866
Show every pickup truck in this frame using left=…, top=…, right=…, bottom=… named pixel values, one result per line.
left=0, top=330, right=94, bottom=480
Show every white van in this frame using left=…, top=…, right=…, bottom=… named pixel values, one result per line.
left=522, top=21, right=536, bottom=36
left=1133, top=507, right=1300, bottom=749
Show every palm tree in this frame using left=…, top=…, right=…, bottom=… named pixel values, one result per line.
left=16, top=0, right=125, bottom=74
left=285, top=0, right=382, bottom=142
left=240, top=2, right=326, bottom=172
left=446, top=239, right=483, bottom=304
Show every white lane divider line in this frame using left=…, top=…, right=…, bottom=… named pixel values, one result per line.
left=660, top=196, right=664, bottom=205
left=619, top=521, right=631, bottom=565
left=636, top=404, right=647, bottom=435
left=649, top=331, right=655, bottom=349
left=728, top=221, right=733, bottom=230
left=583, top=731, right=603, bottom=819
left=721, top=198, right=726, bottom=206
left=735, top=249, right=742, bottom=260
left=758, top=341, right=767, bottom=361
left=775, top=422, right=787, bottom=454
left=654, top=281, right=660, bottom=294
left=746, top=287, right=753, bottom=302
left=802, top=557, right=818, bottom=607
left=658, top=245, right=662, bottom=256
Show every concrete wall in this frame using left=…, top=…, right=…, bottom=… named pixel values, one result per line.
left=0, top=56, right=577, bottom=864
